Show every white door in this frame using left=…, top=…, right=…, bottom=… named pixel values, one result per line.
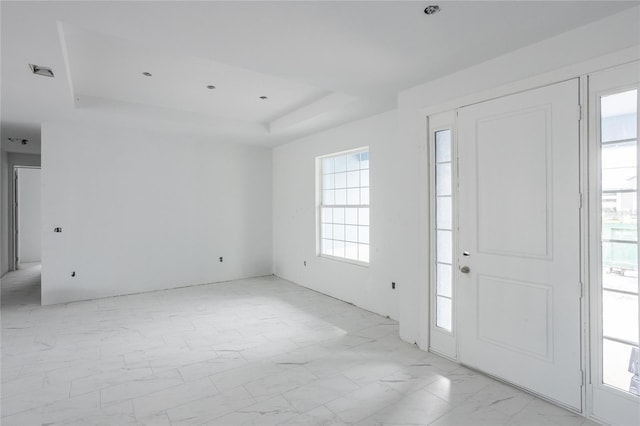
left=457, top=79, right=582, bottom=410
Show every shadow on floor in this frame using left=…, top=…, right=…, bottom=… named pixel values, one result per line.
left=1, top=263, right=41, bottom=307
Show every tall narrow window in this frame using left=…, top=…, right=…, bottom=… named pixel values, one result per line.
left=319, top=149, right=369, bottom=264
left=599, top=88, right=639, bottom=395
left=434, top=129, right=453, bottom=332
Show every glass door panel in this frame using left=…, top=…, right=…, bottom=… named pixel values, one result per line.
left=599, top=88, right=639, bottom=396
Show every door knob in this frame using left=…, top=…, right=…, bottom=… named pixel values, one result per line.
left=460, top=266, right=471, bottom=274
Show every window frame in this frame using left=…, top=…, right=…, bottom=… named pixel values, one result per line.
left=317, top=147, right=370, bottom=267
left=428, top=111, right=458, bottom=359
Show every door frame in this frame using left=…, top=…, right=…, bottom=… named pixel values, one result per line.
left=9, top=164, right=42, bottom=270
left=424, top=59, right=640, bottom=422
left=586, top=61, right=640, bottom=426
left=5, top=161, right=42, bottom=271
left=424, top=76, right=591, bottom=417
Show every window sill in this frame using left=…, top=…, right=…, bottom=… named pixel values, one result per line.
left=318, top=254, right=369, bottom=268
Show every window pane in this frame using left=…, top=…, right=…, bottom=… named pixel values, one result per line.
left=322, top=207, right=333, bottom=224
left=335, top=189, right=346, bottom=205
left=323, top=157, right=334, bottom=174
left=334, top=172, right=347, bottom=189
left=361, top=188, right=370, bottom=205
left=322, top=239, right=333, bottom=255
left=436, top=263, right=452, bottom=298
left=323, top=190, right=334, bottom=204
left=436, top=296, right=452, bottom=331
left=347, top=188, right=360, bottom=205
left=322, top=224, right=333, bottom=239
left=347, top=153, right=360, bottom=171
left=603, top=339, right=638, bottom=394
left=437, top=230, right=452, bottom=264
left=602, top=141, right=636, bottom=170
left=334, top=155, right=347, bottom=173
left=360, top=151, right=369, bottom=169
left=347, top=171, right=359, bottom=187
left=603, top=268, right=638, bottom=293
left=333, top=240, right=345, bottom=257
left=345, top=225, right=358, bottom=243
left=600, top=88, right=639, bottom=396
left=603, top=291, right=638, bottom=344
left=602, top=90, right=637, bottom=142
left=435, top=129, right=452, bottom=163
left=334, top=224, right=345, bottom=240
left=437, top=196, right=452, bottom=230
left=602, top=167, right=637, bottom=192
left=345, top=242, right=358, bottom=260
left=358, top=244, right=370, bottom=262
left=323, top=174, right=335, bottom=190
left=436, top=163, right=452, bottom=196
left=358, top=208, right=369, bottom=226
left=360, top=169, right=369, bottom=187
left=602, top=192, right=637, bottom=229
left=358, top=226, right=369, bottom=244
left=333, top=208, right=345, bottom=224
left=345, top=208, right=358, bottom=225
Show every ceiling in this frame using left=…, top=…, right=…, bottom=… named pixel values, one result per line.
left=1, top=1, right=637, bottom=152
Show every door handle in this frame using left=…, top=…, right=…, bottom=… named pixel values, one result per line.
left=460, top=266, right=471, bottom=274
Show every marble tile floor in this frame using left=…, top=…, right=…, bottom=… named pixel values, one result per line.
left=1, top=266, right=599, bottom=426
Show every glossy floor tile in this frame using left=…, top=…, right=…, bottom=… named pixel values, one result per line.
left=1, top=265, right=598, bottom=425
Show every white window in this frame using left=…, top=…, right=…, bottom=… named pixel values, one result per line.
left=319, top=148, right=369, bottom=264
left=428, top=110, right=456, bottom=359
left=433, top=128, right=453, bottom=332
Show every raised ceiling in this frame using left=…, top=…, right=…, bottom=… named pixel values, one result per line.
left=1, top=1, right=636, bottom=151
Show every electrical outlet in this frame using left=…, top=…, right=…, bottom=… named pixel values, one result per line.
left=219, top=257, right=223, bottom=263
left=304, top=261, right=307, bottom=266
left=392, top=282, right=396, bottom=289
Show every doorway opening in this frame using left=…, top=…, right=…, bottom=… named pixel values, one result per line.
left=4, top=166, right=43, bottom=307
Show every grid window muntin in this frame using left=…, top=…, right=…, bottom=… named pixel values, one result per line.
left=319, top=149, right=369, bottom=264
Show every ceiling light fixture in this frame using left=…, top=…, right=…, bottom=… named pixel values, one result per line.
left=424, top=5, right=441, bottom=15
left=206, top=85, right=216, bottom=90
left=8, top=138, right=28, bottom=145
left=28, top=64, right=54, bottom=78
left=142, top=72, right=152, bottom=77
left=259, top=96, right=268, bottom=100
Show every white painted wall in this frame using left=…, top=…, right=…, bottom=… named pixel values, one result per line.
left=1, top=150, right=8, bottom=275
left=17, top=167, right=41, bottom=264
left=396, top=6, right=640, bottom=348
left=273, top=110, right=398, bottom=319
left=41, top=122, right=272, bottom=305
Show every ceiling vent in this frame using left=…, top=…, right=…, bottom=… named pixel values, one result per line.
left=8, top=138, right=28, bottom=145
left=28, top=64, right=54, bottom=78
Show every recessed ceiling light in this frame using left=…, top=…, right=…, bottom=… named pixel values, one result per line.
left=259, top=96, right=268, bottom=100
left=424, top=5, right=441, bottom=15
left=8, top=138, right=28, bottom=145
left=28, top=64, right=54, bottom=78
left=206, top=85, right=216, bottom=90
left=142, top=72, right=152, bottom=77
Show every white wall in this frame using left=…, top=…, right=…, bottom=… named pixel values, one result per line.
left=17, top=167, right=41, bottom=264
left=273, top=110, right=398, bottom=319
left=1, top=150, right=8, bottom=275
left=41, top=122, right=272, bottom=305
left=395, top=6, right=640, bottom=348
